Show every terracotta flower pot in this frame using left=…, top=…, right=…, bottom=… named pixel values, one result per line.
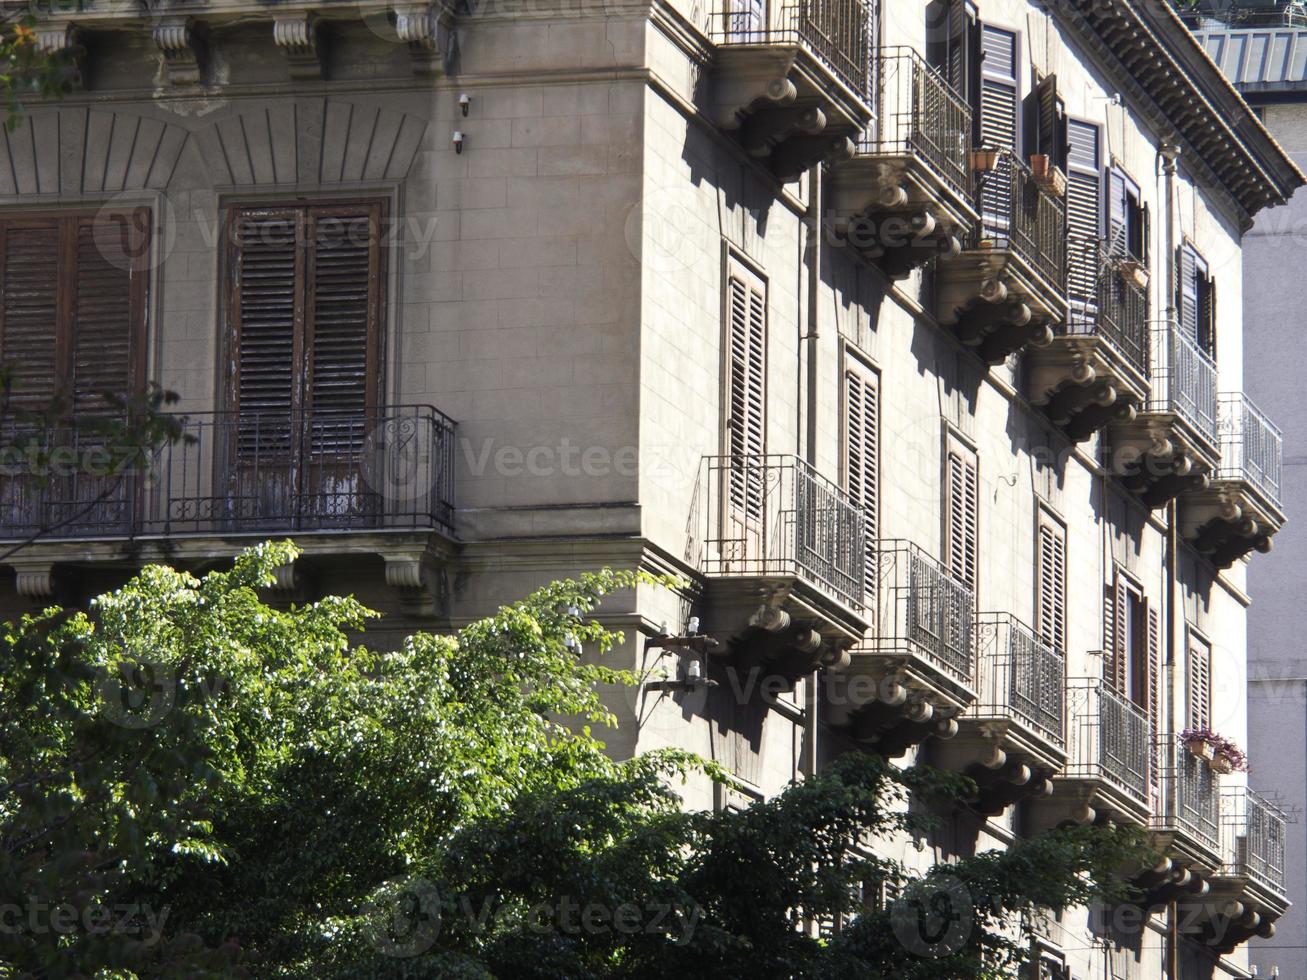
left=969, top=148, right=999, bottom=172
left=1118, top=259, right=1150, bottom=290
left=1210, top=754, right=1235, bottom=775
left=1028, top=155, right=1067, bottom=197
left=1187, top=739, right=1215, bottom=762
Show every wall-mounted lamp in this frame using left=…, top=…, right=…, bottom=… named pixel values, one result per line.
left=459, top=92, right=470, bottom=116
left=452, top=130, right=464, bottom=154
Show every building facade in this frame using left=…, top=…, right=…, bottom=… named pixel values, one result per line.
left=0, top=0, right=1300, bottom=975
left=1193, top=7, right=1307, bottom=976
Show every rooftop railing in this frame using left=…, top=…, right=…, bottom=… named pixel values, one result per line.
left=1155, top=739, right=1221, bottom=855
left=1065, top=678, right=1151, bottom=807
left=1065, top=236, right=1150, bottom=379
left=858, top=46, right=972, bottom=203
left=974, top=612, right=1065, bottom=748
left=973, top=148, right=1066, bottom=293
left=860, top=539, right=975, bottom=688
left=1217, top=392, right=1283, bottom=506
left=698, top=454, right=868, bottom=611
left=712, top=0, right=875, bottom=99
left=1149, top=322, right=1218, bottom=447
left=1221, top=786, right=1288, bottom=893
left=0, top=405, right=457, bottom=540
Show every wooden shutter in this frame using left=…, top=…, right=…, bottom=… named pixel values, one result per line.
left=944, top=436, right=978, bottom=590
left=0, top=212, right=147, bottom=418
left=1107, top=169, right=1127, bottom=257
left=844, top=359, right=878, bottom=541
left=1146, top=601, right=1162, bottom=791
left=1066, top=121, right=1102, bottom=321
left=1177, top=243, right=1200, bottom=342
left=1187, top=631, right=1212, bottom=731
left=1104, top=570, right=1128, bottom=693
left=1035, top=510, right=1066, bottom=653
left=933, top=0, right=980, bottom=123
left=1025, top=74, right=1066, bottom=169
left=725, top=259, right=766, bottom=521
left=1198, top=266, right=1217, bottom=358
left=979, top=26, right=1017, bottom=151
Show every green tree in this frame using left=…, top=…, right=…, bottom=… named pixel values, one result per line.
left=0, top=543, right=1147, bottom=978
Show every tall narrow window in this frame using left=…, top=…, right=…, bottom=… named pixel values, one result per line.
left=944, top=434, right=978, bottom=590
left=1035, top=507, right=1066, bottom=652
left=0, top=211, right=150, bottom=414
left=927, top=0, right=980, bottom=122
left=979, top=26, right=1018, bottom=240
left=1177, top=241, right=1217, bottom=358
left=1187, top=629, right=1212, bottom=732
left=1108, top=166, right=1148, bottom=266
left=723, top=256, right=766, bottom=523
left=1023, top=73, right=1067, bottom=171
left=225, top=201, right=385, bottom=527
left=844, top=355, right=878, bottom=596
left=1066, top=120, right=1102, bottom=328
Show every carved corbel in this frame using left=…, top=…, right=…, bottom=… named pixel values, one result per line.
left=35, top=24, right=85, bottom=89
left=393, top=4, right=454, bottom=77
left=153, top=18, right=205, bottom=86
left=384, top=554, right=428, bottom=593
left=273, top=13, right=325, bottom=81
left=12, top=562, right=56, bottom=601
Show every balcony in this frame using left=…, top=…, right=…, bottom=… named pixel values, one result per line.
left=1027, top=239, right=1150, bottom=441
left=1109, top=323, right=1220, bottom=509
left=1181, top=787, right=1289, bottom=953
left=710, top=0, right=874, bottom=180
left=825, top=540, right=975, bottom=757
left=0, top=406, right=456, bottom=599
left=1034, top=678, right=1152, bottom=828
left=935, top=149, right=1068, bottom=365
left=936, top=613, right=1065, bottom=814
left=1180, top=393, right=1284, bottom=568
left=1153, top=742, right=1223, bottom=866
left=694, top=454, right=871, bottom=683
left=827, top=47, right=975, bottom=279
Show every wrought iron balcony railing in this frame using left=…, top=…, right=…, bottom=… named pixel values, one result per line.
left=1065, top=236, right=1150, bottom=379
left=1149, top=323, right=1218, bottom=446
left=1065, top=678, right=1152, bottom=807
left=1155, top=739, right=1221, bottom=855
left=712, top=0, right=874, bottom=99
left=858, top=46, right=971, bottom=203
left=861, top=539, right=975, bottom=687
left=974, top=612, right=1065, bottom=748
left=973, top=148, right=1066, bottom=293
left=1217, top=392, right=1283, bottom=506
left=697, top=454, right=868, bottom=611
left=1221, top=787, right=1288, bottom=893
left=0, top=406, right=456, bottom=540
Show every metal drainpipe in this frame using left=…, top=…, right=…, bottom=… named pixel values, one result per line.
left=803, top=163, right=822, bottom=779
left=1160, top=141, right=1181, bottom=980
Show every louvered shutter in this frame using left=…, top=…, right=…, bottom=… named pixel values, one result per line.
left=1025, top=75, right=1066, bottom=169
left=844, top=361, right=878, bottom=598
left=1178, top=243, right=1200, bottom=342
left=1066, top=122, right=1102, bottom=327
left=725, top=262, right=766, bottom=523
left=1187, top=631, right=1211, bottom=731
left=1198, top=268, right=1217, bottom=358
left=979, top=27, right=1017, bottom=240
left=1036, top=513, right=1066, bottom=653
left=1107, top=169, right=1127, bottom=258
left=71, top=213, right=147, bottom=416
left=1146, top=601, right=1162, bottom=792
left=937, top=0, right=980, bottom=122
left=944, top=439, right=977, bottom=590
left=1105, top=572, right=1129, bottom=693
left=0, top=221, right=62, bottom=415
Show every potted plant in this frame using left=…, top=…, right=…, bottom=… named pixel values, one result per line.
left=1116, top=257, right=1150, bottom=290
left=1179, top=728, right=1249, bottom=774
left=1181, top=727, right=1217, bottom=761
left=1212, top=739, right=1248, bottom=774
left=1028, top=154, right=1068, bottom=196
left=970, top=146, right=999, bottom=173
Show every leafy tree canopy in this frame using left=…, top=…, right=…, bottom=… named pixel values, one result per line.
left=0, top=543, right=1148, bottom=978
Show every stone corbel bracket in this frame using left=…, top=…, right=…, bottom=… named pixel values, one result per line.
left=383, top=551, right=446, bottom=615
left=393, top=3, right=456, bottom=77
left=273, top=13, right=325, bottom=81
left=11, top=561, right=56, bottom=601
left=153, top=17, right=206, bottom=86
left=35, top=24, right=85, bottom=89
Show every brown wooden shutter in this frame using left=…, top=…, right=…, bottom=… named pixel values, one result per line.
left=1035, top=511, right=1066, bottom=653
left=1187, top=631, right=1212, bottom=731
left=944, top=437, right=978, bottom=590
left=1025, top=74, right=1066, bottom=169
left=845, top=359, right=878, bottom=599
left=725, top=260, right=766, bottom=521
left=1146, top=600, right=1162, bottom=793
left=1105, top=570, right=1129, bottom=693
left=0, top=220, right=62, bottom=415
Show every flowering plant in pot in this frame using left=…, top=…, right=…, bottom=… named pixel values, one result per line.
left=1179, top=728, right=1249, bottom=773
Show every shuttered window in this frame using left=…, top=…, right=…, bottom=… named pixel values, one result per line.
left=928, top=0, right=980, bottom=131
left=1187, top=629, right=1212, bottom=732
left=1107, top=166, right=1148, bottom=266
left=1066, top=121, right=1102, bottom=326
left=1177, top=241, right=1217, bottom=358
left=979, top=26, right=1017, bottom=239
left=944, top=434, right=978, bottom=590
left=0, top=212, right=149, bottom=415
left=1035, top=508, right=1066, bottom=653
left=724, top=257, right=766, bottom=522
left=844, top=356, right=878, bottom=597
left=225, top=202, right=384, bottom=454
left=1024, top=74, right=1067, bottom=171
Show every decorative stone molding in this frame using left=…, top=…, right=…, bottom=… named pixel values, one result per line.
left=273, top=13, right=325, bottom=81
left=269, top=562, right=300, bottom=595
left=383, top=555, right=427, bottom=593
left=35, top=24, right=84, bottom=89
left=12, top=563, right=56, bottom=600
left=153, top=17, right=204, bottom=86
left=393, top=3, right=454, bottom=76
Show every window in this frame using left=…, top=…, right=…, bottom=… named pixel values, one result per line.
left=1108, top=166, right=1148, bottom=266
left=0, top=210, right=150, bottom=415
left=723, top=256, right=766, bottom=521
left=1187, top=629, right=1212, bottom=731
left=1178, top=241, right=1217, bottom=357
left=1035, top=507, right=1066, bottom=653
left=944, top=433, right=978, bottom=590
left=843, top=355, right=878, bottom=594
left=1065, top=120, right=1102, bottom=323
left=978, top=26, right=1018, bottom=239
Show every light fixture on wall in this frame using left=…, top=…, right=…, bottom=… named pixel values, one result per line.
left=452, top=130, right=464, bottom=154
left=458, top=92, right=470, bottom=116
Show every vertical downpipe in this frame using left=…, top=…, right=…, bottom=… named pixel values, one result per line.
left=803, top=163, right=822, bottom=780
left=1160, top=142, right=1181, bottom=980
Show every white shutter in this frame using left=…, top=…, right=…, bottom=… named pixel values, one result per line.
left=1066, top=121, right=1102, bottom=325
left=725, top=260, right=766, bottom=522
left=1035, top=509, right=1066, bottom=653
left=944, top=436, right=978, bottom=590
left=1179, top=243, right=1200, bottom=342
left=979, top=26, right=1017, bottom=241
